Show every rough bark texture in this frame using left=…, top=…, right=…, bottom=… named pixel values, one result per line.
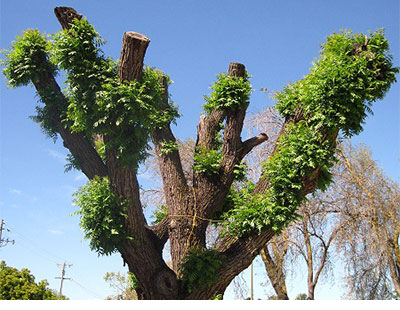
left=260, top=247, right=289, bottom=300
left=54, top=7, right=82, bottom=30
left=46, top=7, right=340, bottom=299
left=118, top=32, right=150, bottom=82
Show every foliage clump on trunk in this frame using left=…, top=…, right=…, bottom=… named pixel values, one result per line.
left=72, top=176, right=131, bottom=255
left=178, top=248, right=225, bottom=293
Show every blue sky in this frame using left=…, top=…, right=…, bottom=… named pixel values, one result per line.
left=0, top=0, right=399, bottom=300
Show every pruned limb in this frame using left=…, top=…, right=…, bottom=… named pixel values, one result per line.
left=54, top=7, right=83, bottom=30
left=33, top=72, right=107, bottom=180
left=151, top=77, right=189, bottom=206
left=105, top=26, right=179, bottom=299
left=220, top=63, right=249, bottom=176
left=146, top=217, right=170, bottom=251
left=239, top=133, right=269, bottom=160
left=118, top=32, right=150, bottom=82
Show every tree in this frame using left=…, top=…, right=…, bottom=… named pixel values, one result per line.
left=0, top=261, right=64, bottom=300
left=104, top=271, right=138, bottom=300
left=287, top=198, right=345, bottom=300
left=333, top=143, right=400, bottom=299
left=1, top=6, right=397, bottom=299
left=260, top=230, right=290, bottom=300
left=259, top=193, right=347, bottom=300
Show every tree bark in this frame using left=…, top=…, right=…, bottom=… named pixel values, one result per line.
left=54, top=7, right=82, bottom=30
left=260, top=247, right=289, bottom=300
left=108, top=28, right=180, bottom=299
left=118, top=32, right=150, bottom=82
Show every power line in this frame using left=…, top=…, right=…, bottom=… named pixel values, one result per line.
left=70, top=278, right=103, bottom=299
left=5, top=223, right=66, bottom=262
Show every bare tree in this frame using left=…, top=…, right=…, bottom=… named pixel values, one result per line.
left=334, top=142, right=400, bottom=299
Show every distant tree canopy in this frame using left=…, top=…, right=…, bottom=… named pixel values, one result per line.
left=0, top=261, right=65, bottom=300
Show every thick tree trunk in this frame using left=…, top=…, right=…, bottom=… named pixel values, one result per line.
left=50, top=7, right=342, bottom=300
left=110, top=29, right=180, bottom=300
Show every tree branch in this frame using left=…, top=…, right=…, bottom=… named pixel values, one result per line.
left=54, top=7, right=82, bottom=30
left=103, top=21, right=179, bottom=300
left=118, top=32, right=150, bottom=82
left=33, top=71, right=107, bottom=180
left=151, top=77, right=190, bottom=212
left=240, top=133, right=269, bottom=159
left=220, top=63, right=248, bottom=173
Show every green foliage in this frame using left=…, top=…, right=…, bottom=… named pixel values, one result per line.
left=0, top=261, right=64, bottom=300
left=210, top=294, right=223, bottom=300
left=151, top=205, right=168, bottom=225
left=203, top=72, right=252, bottom=114
left=64, top=153, right=82, bottom=173
left=128, top=272, right=139, bottom=290
left=2, top=18, right=179, bottom=170
left=1, top=29, right=61, bottom=140
left=1, top=29, right=57, bottom=87
left=179, top=248, right=225, bottom=293
left=213, top=182, right=255, bottom=222
left=72, top=176, right=132, bottom=255
left=29, top=105, right=59, bottom=142
left=51, top=18, right=115, bottom=124
left=193, top=147, right=222, bottom=177
left=160, top=140, right=179, bottom=156
left=94, top=138, right=106, bottom=161
left=233, top=161, right=248, bottom=182
left=275, top=30, right=398, bottom=137
left=223, top=30, right=398, bottom=238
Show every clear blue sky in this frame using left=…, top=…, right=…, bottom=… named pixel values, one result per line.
left=0, top=0, right=399, bottom=300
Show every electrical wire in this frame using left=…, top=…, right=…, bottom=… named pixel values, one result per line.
left=4, top=223, right=67, bottom=263
left=70, top=278, right=104, bottom=299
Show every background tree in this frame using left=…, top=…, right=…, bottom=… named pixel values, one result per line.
left=247, top=112, right=397, bottom=299
left=333, top=142, right=400, bottom=299
left=0, top=261, right=65, bottom=300
left=1, top=6, right=397, bottom=299
left=104, top=271, right=138, bottom=300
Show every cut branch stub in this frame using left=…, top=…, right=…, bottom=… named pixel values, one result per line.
left=118, top=32, right=151, bottom=82
left=54, top=7, right=82, bottom=30
left=228, top=62, right=246, bottom=77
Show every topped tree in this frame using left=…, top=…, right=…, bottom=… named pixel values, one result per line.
left=1, top=6, right=398, bottom=299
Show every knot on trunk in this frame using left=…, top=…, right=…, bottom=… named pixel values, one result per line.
left=152, top=267, right=180, bottom=299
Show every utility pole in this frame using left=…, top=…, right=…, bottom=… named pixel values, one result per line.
left=55, top=262, right=72, bottom=298
left=0, top=219, right=15, bottom=248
